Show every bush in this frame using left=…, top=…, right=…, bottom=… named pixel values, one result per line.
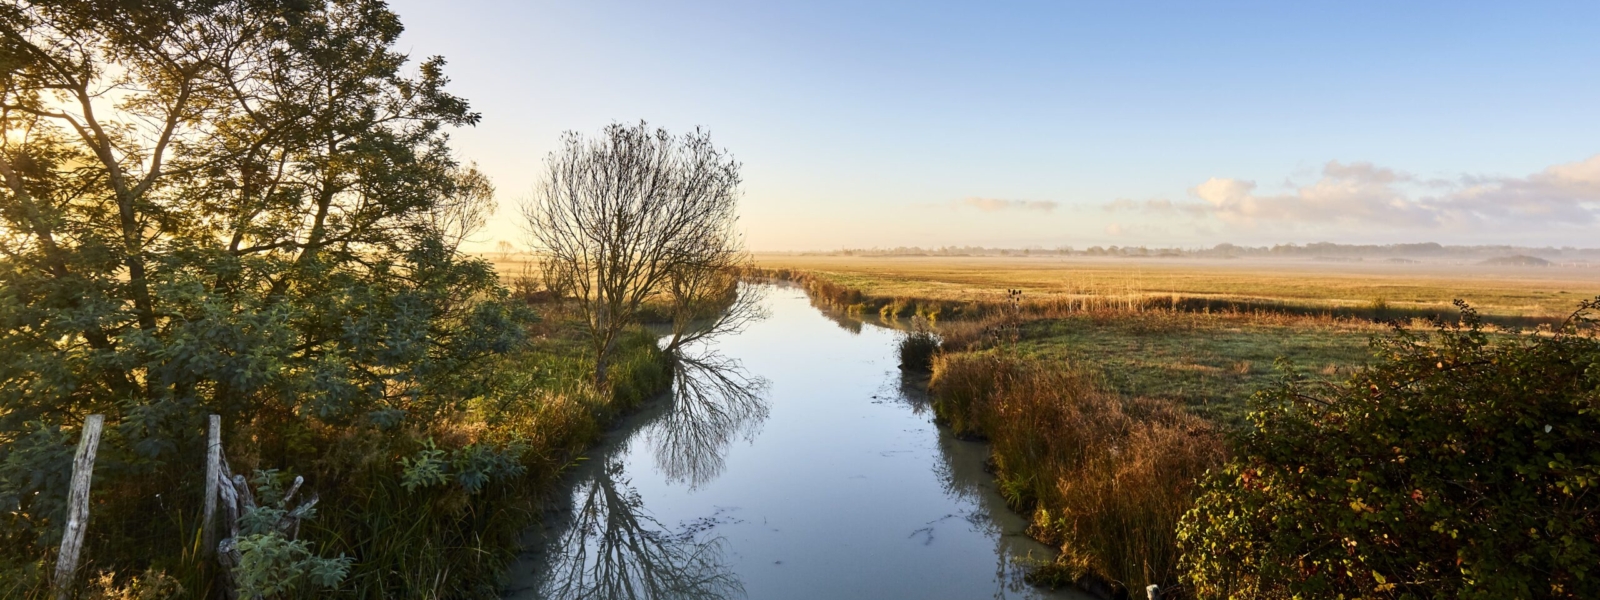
left=1178, top=300, right=1600, bottom=599
left=930, top=352, right=1226, bottom=595
left=898, top=315, right=941, bottom=371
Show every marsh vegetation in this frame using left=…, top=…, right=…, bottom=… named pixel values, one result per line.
left=765, top=257, right=1600, bottom=599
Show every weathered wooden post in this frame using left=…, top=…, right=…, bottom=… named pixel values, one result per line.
left=203, top=415, right=222, bottom=556
left=53, top=414, right=104, bottom=600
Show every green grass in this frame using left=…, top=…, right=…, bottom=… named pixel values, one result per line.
left=1009, top=313, right=1375, bottom=426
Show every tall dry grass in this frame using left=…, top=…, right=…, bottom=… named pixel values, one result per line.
left=930, top=352, right=1227, bottom=597
left=749, top=267, right=1551, bottom=329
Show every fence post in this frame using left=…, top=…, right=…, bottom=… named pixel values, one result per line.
left=53, top=414, right=104, bottom=600
left=203, top=415, right=221, bottom=557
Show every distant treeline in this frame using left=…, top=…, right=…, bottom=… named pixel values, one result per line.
left=801, top=242, right=1600, bottom=261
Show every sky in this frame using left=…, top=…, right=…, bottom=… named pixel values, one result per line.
left=385, top=0, right=1600, bottom=251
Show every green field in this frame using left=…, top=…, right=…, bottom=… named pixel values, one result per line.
left=1011, top=312, right=1376, bottom=426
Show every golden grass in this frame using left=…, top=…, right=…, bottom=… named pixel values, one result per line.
left=755, top=254, right=1600, bottom=319
left=931, top=352, right=1226, bottom=596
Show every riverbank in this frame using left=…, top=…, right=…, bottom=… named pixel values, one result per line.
left=929, top=351, right=1225, bottom=598
left=289, top=304, right=676, bottom=598
left=0, top=298, right=673, bottom=600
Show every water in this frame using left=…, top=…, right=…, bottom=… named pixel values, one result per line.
left=504, top=284, right=1086, bottom=600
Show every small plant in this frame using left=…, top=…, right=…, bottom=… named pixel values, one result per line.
left=897, top=315, right=940, bottom=371
left=226, top=470, right=353, bottom=599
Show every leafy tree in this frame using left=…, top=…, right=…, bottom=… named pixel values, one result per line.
left=1178, top=300, right=1600, bottom=599
left=0, top=0, right=522, bottom=580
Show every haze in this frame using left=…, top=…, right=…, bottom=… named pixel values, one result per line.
left=386, top=1, right=1600, bottom=251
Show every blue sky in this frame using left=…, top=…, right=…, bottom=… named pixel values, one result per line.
left=387, top=1, right=1600, bottom=250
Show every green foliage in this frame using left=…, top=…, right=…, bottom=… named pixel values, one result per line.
left=400, top=440, right=526, bottom=494
left=0, top=0, right=544, bottom=595
left=234, top=533, right=351, bottom=599
left=232, top=470, right=352, bottom=598
left=1179, top=300, right=1600, bottom=600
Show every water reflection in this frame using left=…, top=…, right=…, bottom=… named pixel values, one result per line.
left=809, top=295, right=864, bottom=334
left=647, top=352, right=770, bottom=490
left=511, top=284, right=1082, bottom=600
left=527, top=295, right=770, bottom=599
left=539, top=458, right=745, bottom=600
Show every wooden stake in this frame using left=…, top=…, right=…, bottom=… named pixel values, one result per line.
left=53, top=414, right=104, bottom=600
left=203, top=415, right=221, bottom=556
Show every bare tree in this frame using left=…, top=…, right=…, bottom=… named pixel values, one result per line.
left=523, top=122, right=743, bottom=383
left=425, top=162, right=496, bottom=253
left=661, top=255, right=765, bottom=357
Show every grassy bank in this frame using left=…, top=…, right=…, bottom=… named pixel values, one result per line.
left=930, top=352, right=1226, bottom=596
left=1, top=302, right=671, bottom=600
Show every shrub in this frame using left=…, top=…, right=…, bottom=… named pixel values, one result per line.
left=930, top=352, right=1226, bottom=595
left=898, top=315, right=941, bottom=371
left=1178, top=300, right=1600, bottom=600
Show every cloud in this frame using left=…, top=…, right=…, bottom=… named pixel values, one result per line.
left=1141, top=155, right=1600, bottom=233
left=1189, top=160, right=1439, bottom=227
left=1441, top=155, right=1600, bottom=224
left=960, top=197, right=1059, bottom=212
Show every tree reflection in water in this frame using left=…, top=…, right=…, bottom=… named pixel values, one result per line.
left=647, top=351, right=770, bottom=489
left=539, top=459, right=745, bottom=600
left=537, top=320, right=769, bottom=599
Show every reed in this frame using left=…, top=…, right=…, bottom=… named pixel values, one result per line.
left=930, top=352, right=1227, bottom=597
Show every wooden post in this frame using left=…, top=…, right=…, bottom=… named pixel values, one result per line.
left=202, top=415, right=221, bottom=556
left=53, top=414, right=104, bottom=600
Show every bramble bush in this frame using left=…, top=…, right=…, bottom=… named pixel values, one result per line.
left=1178, top=299, right=1600, bottom=599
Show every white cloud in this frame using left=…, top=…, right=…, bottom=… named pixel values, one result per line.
left=1157, top=155, right=1600, bottom=232
left=1189, top=160, right=1439, bottom=227
left=960, top=197, right=1059, bottom=212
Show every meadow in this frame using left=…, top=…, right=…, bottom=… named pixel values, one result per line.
left=756, top=253, right=1600, bottom=319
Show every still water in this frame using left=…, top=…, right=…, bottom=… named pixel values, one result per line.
left=504, top=284, right=1086, bottom=600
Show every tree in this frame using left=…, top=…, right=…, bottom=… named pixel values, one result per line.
left=1178, top=300, right=1600, bottom=600
left=0, top=0, right=522, bottom=582
left=522, top=122, right=744, bottom=383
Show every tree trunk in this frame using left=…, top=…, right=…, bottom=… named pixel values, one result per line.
left=53, top=414, right=104, bottom=600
